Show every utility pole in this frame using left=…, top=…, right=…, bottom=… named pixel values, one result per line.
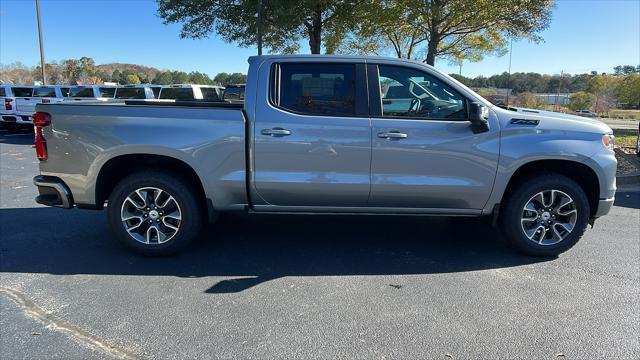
left=35, top=0, right=46, bottom=84
left=505, top=39, right=513, bottom=107
left=256, top=0, right=263, bottom=56
left=555, top=70, right=563, bottom=112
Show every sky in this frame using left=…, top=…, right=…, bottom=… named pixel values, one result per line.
left=0, top=0, right=639, bottom=78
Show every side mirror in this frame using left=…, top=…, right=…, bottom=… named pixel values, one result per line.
left=469, top=102, right=490, bottom=134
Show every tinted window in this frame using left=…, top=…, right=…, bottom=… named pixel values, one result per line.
left=115, top=88, right=146, bottom=99
left=274, top=63, right=356, bottom=116
left=99, top=87, right=116, bottom=98
left=159, top=88, right=194, bottom=100
left=69, top=87, right=95, bottom=97
left=200, top=87, right=221, bottom=101
left=12, top=87, right=33, bottom=97
left=33, top=87, right=57, bottom=97
left=378, top=65, right=466, bottom=120
left=150, top=87, right=161, bottom=99
left=224, top=86, right=245, bottom=101
left=60, top=87, right=70, bottom=97
left=0, top=88, right=5, bottom=97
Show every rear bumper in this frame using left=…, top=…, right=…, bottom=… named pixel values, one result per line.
left=1, top=115, right=17, bottom=123
left=33, top=175, right=74, bottom=209
left=16, top=115, right=33, bottom=124
left=593, top=197, right=615, bottom=218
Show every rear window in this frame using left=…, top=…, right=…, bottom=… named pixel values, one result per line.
left=33, top=87, right=57, bottom=97
left=69, top=87, right=95, bottom=98
left=115, top=88, right=146, bottom=99
left=159, top=88, right=194, bottom=101
left=60, top=87, right=70, bottom=97
left=99, top=87, right=116, bottom=98
left=200, top=87, right=221, bottom=101
left=12, top=87, right=33, bottom=97
left=0, top=88, right=5, bottom=97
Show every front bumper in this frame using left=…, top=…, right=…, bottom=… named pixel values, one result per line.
left=33, top=175, right=74, bottom=209
left=593, top=197, right=615, bottom=218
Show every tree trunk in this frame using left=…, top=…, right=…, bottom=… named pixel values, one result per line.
left=425, top=33, right=440, bottom=66
left=308, top=8, right=322, bottom=54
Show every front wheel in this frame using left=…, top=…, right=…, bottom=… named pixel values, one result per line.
left=107, top=171, right=203, bottom=256
left=499, top=174, right=590, bottom=257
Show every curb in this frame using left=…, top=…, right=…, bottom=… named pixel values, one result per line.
left=617, top=172, right=640, bottom=186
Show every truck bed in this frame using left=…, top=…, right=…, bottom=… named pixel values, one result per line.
left=35, top=101, right=249, bottom=210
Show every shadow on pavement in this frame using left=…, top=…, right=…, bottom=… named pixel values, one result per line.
left=0, top=207, right=549, bottom=293
left=0, top=129, right=34, bottom=145
left=614, top=189, right=640, bottom=209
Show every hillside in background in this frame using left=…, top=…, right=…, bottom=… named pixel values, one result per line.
left=96, top=63, right=161, bottom=81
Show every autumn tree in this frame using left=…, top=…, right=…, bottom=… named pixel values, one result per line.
left=343, top=0, right=553, bottom=65
left=568, top=92, right=595, bottom=111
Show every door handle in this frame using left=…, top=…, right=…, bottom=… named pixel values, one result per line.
left=261, top=127, right=291, bottom=137
left=377, top=131, right=408, bottom=139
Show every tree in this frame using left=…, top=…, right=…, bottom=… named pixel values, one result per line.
left=125, top=74, right=142, bottom=84
left=617, top=73, right=640, bottom=108
left=172, top=71, right=189, bottom=84
left=111, top=70, right=122, bottom=83
left=153, top=71, right=174, bottom=84
left=156, top=0, right=361, bottom=54
left=189, top=71, right=212, bottom=84
left=344, top=0, right=553, bottom=65
left=214, top=72, right=230, bottom=86
left=568, top=92, right=595, bottom=111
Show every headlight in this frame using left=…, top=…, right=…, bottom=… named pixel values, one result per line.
left=602, top=134, right=614, bottom=151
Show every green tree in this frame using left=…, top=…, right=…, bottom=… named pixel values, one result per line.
left=568, top=92, right=595, bottom=111
left=153, top=71, right=174, bottom=84
left=617, top=73, right=640, bottom=108
left=125, top=74, right=142, bottom=84
left=344, top=0, right=553, bottom=65
left=214, top=72, right=230, bottom=86
left=189, top=71, right=212, bottom=84
left=156, top=0, right=361, bottom=54
left=111, top=70, right=122, bottom=83
left=172, top=71, right=189, bottom=84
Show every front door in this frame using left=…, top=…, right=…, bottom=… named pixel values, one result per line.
left=252, top=62, right=371, bottom=207
left=368, top=64, right=500, bottom=210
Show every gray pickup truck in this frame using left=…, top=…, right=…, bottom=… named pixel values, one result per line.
left=32, top=55, right=617, bottom=257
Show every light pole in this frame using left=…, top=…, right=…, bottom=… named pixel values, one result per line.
left=35, top=0, right=46, bottom=84
left=505, top=39, right=513, bottom=107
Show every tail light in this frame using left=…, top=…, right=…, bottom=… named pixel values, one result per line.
left=41, top=99, right=51, bottom=104
left=33, top=112, right=51, bottom=161
left=4, top=98, right=12, bottom=110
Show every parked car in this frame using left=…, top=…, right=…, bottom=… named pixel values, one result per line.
left=0, top=84, right=23, bottom=128
left=575, top=110, right=598, bottom=117
left=66, top=85, right=117, bottom=102
left=223, top=84, right=245, bottom=103
left=32, top=55, right=616, bottom=257
left=158, top=84, right=224, bottom=101
left=115, top=84, right=158, bottom=100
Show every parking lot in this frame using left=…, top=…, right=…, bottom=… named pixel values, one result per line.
left=0, top=128, right=638, bottom=359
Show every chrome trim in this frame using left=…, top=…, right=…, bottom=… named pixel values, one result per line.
left=33, top=175, right=73, bottom=209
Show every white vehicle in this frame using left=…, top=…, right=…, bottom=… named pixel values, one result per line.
left=158, top=84, right=224, bottom=101
left=114, top=84, right=159, bottom=100
left=0, top=84, right=24, bottom=127
left=66, top=85, right=117, bottom=102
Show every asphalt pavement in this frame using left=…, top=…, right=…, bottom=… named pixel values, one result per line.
left=1, top=128, right=639, bottom=359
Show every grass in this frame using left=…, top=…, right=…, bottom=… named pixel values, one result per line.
left=613, top=128, right=639, bottom=148
left=608, top=109, right=640, bottom=120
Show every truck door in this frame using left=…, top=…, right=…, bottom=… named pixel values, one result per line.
left=368, top=64, right=500, bottom=211
left=252, top=61, right=371, bottom=208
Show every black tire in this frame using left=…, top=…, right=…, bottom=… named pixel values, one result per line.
left=107, top=171, right=203, bottom=256
left=499, top=174, right=590, bottom=257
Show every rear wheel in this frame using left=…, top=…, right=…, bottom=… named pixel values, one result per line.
left=500, top=174, right=590, bottom=257
left=107, top=171, right=203, bottom=256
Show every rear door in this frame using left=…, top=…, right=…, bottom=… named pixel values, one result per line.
left=368, top=63, right=500, bottom=211
left=252, top=61, right=371, bottom=207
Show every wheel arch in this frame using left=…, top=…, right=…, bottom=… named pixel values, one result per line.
left=95, top=154, right=212, bottom=219
left=501, top=159, right=600, bottom=217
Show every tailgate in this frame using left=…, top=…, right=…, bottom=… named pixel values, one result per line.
left=15, top=97, right=39, bottom=115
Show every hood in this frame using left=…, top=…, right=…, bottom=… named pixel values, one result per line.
left=493, top=106, right=612, bottom=134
